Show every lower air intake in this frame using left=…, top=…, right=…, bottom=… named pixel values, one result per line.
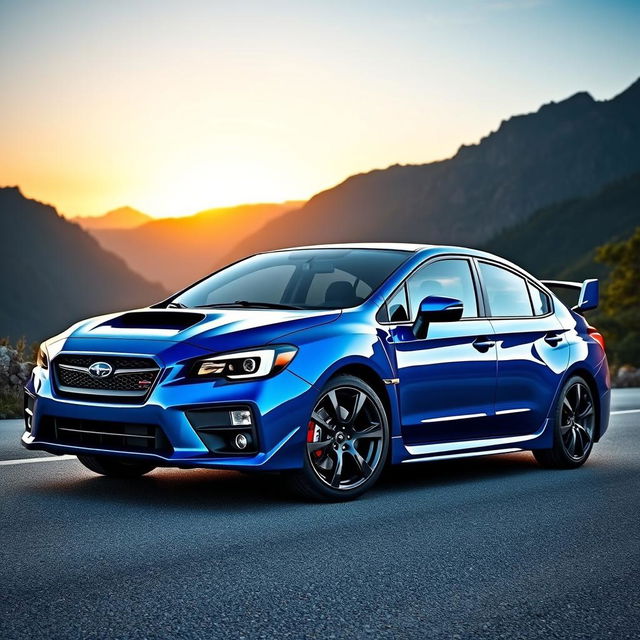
left=39, top=417, right=171, bottom=454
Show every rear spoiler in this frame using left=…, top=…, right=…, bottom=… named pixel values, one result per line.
left=540, top=279, right=599, bottom=313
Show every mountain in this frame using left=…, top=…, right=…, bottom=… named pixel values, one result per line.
left=221, top=77, right=640, bottom=264
left=483, top=172, right=640, bottom=282
left=91, top=201, right=304, bottom=291
left=73, top=206, right=152, bottom=230
left=0, top=187, right=167, bottom=343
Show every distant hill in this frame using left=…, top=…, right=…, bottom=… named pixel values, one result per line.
left=91, top=201, right=304, bottom=291
left=221, top=77, right=640, bottom=265
left=0, top=188, right=167, bottom=343
left=483, top=172, right=640, bottom=282
left=73, top=206, right=152, bottom=230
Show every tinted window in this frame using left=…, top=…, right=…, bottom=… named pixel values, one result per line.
left=385, top=286, right=409, bottom=322
left=305, top=269, right=373, bottom=307
left=406, top=259, right=478, bottom=318
left=528, top=282, right=551, bottom=316
left=172, top=249, right=410, bottom=310
left=198, top=264, right=296, bottom=305
left=479, top=262, right=533, bottom=317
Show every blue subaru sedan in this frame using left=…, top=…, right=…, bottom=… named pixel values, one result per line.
left=23, top=244, right=610, bottom=501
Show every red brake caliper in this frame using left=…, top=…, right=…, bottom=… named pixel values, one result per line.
left=307, top=420, right=324, bottom=457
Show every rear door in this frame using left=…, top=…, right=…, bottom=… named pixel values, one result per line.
left=476, top=260, right=570, bottom=437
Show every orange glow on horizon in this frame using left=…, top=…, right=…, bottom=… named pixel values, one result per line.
left=2, top=1, right=638, bottom=219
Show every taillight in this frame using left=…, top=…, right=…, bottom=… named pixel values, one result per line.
left=587, top=326, right=605, bottom=351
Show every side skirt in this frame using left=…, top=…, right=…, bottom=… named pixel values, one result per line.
left=401, top=447, right=522, bottom=464
left=395, top=419, right=549, bottom=464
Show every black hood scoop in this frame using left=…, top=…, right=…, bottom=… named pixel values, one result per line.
left=96, top=310, right=206, bottom=332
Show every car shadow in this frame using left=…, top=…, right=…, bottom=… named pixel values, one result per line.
left=39, top=451, right=546, bottom=511
left=379, top=451, right=541, bottom=491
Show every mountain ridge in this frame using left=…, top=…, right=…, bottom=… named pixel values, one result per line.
left=72, top=206, right=152, bottom=230
left=0, top=187, right=167, bottom=342
left=482, top=172, right=640, bottom=282
left=91, top=201, right=305, bottom=290
left=218, top=77, right=640, bottom=266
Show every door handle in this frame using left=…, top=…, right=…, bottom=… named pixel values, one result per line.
left=473, top=337, right=496, bottom=352
left=544, top=332, right=563, bottom=346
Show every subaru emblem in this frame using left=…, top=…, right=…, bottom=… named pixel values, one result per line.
left=88, top=361, right=113, bottom=378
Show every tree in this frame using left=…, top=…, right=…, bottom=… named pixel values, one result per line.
left=595, top=227, right=640, bottom=366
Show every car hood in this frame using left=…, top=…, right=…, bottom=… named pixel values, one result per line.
left=52, top=307, right=340, bottom=358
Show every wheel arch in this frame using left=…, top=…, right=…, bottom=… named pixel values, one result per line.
left=560, top=366, right=603, bottom=441
left=329, top=362, right=391, bottom=417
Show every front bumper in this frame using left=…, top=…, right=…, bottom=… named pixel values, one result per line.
left=22, top=364, right=315, bottom=471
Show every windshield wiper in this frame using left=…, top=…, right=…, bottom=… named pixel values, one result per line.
left=195, top=300, right=304, bottom=310
left=166, top=302, right=188, bottom=308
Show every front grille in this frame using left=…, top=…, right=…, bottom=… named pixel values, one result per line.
left=56, top=354, right=155, bottom=369
left=39, top=416, right=171, bottom=454
left=57, top=368, right=157, bottom=392
left=53, top=354, right=160, bottom=403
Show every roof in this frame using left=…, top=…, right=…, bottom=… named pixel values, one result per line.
left=265, top=242, right=528, bottom=272
left=255, top=242, right=547, bottom=286
left=270, top=242, right=431, bottom=252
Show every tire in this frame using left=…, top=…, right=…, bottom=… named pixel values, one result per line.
left=77, top=454, right=156, bottom=478
left=287, top=374, right=390, bottom=502
left=533, top=375, right=596, bottom=469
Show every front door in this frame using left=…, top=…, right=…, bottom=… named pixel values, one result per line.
left=392, top=320, right=498, bottom=446
left=386, top=257, right=498, bottom=446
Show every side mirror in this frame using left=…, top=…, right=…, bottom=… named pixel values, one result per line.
left=412, top=296, right=463, bottom=339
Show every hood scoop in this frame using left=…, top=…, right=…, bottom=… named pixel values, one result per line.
left=92, top=310, right=206, bottom=336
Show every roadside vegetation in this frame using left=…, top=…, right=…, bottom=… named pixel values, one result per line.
left=591, top=227, right=640, bottom=386
left=0, top=338, right=36, bottom=419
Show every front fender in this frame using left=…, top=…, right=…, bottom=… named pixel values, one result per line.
left=281, top=321, right=401, bottom=438
left=285, top=321, right=394, bottom=388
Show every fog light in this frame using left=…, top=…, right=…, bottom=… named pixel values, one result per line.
left=230, top=409, right=252, bottom=426
left=234, top=433, right=249, bottom=450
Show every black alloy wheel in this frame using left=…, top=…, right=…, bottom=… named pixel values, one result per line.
left=559, top=380, right=596, bottom=461
left=288, top=375, right=389, bottom=501
left=534, top=375, right=596, bottom=469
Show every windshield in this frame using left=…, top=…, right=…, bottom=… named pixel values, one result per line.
left=170, top=248, right=411, bottom=310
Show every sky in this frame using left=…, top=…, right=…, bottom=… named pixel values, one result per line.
left=1, top=0, right=639, bottom=218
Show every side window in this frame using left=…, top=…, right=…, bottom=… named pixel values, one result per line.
left=385, top=286, right=409, bottom=322
left=528, top=282, right=551, bottom=316
left=406, top=259, right=478, bottom=319
left=478, top=262, right=533, bottom=317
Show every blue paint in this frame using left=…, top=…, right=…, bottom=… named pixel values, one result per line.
left=22, top=244, right=610, bottom=474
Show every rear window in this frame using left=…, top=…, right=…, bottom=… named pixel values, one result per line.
left=478, top=262, right=533, bottom=317
left=528, top=282, right=551, bottom=316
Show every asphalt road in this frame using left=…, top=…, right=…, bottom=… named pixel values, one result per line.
left=1, top=390, right=639, bottom=639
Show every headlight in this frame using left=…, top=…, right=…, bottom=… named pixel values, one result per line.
left=191, top=345, right=298, bottom=381
left=36, top=343, right=49, bottom=370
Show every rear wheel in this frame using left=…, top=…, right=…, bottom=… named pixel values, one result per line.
left=287, top=375, right=389, bottom=502
left=77, top=454, right=156, bottom=478
left=534, top=376, right=596, bottom=469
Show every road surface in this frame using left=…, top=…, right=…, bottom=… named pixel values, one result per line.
left=1, top=390, right=639, bottom=639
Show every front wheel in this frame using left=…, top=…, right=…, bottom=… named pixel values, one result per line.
left=77, top=454, right=156, bottom=478
left=287, top=375, right=389, bottom=502
left=534, top=376, right=596, bottom=469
